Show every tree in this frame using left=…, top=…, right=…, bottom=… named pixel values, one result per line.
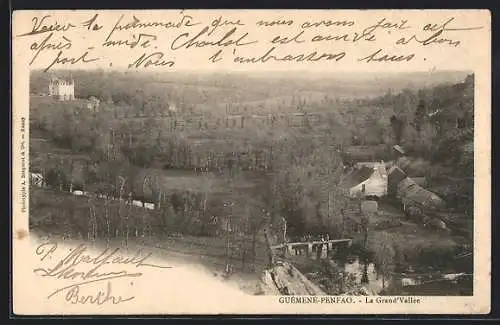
left=414, top=99, right=427, bottom=133
left=198, top=174, right=214, bottom=235
left=372, top=232, right=396, bottom=289
left=264, top=132, right=348, bottom=240
left=87, top=198, right=98, bottom=242
left=390, top=115, right=405, bottom=145
left=222, top=199, right=235, bottom=275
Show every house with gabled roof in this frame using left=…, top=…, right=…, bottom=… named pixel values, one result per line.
left=341, top=161, right=388, bottom=199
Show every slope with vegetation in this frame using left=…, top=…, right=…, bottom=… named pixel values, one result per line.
left=29, top=70, right=474, bottom=293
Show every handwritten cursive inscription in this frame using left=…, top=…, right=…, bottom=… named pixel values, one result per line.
left=128, top=51, right=175, bottom=69
left=18, top=15, right=76, bottom=37
left=362, top=18, right=411, bottom=35
left=43, top=50, right=99, bottom=72
left=65, top=281, right=134, bottom=305
left=233, top=47, right=346, bottom=64
left=358, top=48, right=415, bottom=63
left=103, top=33, right=158, bottom=49
left=310, top=31, right=376, bottom=43
left=15, top=12, right=486, bottom=71
left=395, top=18, right=483, bottom=48
left=81, top=14, right=103, bottom=31
left=396, top=29, right=461, bottom=47
left=256, top=19, right=294, bottom=27
left=300, top=19, right=355, bottom=29
left=34, top=242, right=172, bottom=303
left=207, top=16, right=245, bottom=36
left=171, top=26, right=257, bottom=51
left=29, top=32, right=72, bottom=65
left=104, top=12, right=200, bottom=44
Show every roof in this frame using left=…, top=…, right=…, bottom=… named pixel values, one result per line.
left=411, top=177, right=427, bottom=187
left=30, top=173, right=44, bottom=181
left=388, top=165, right=407, bottom=194
left=388, top=165, right=407, bottom=179
left=341, top=166, right=374, bottom=189
left=375, top=163, right=388, bottom=179
left=393, top=144, right=405, bottom=155
left=395, top=156, right=411, bottom=171
left=50, top=76, right=74, bottom=83
left=397, top=178, right=445, bottom=210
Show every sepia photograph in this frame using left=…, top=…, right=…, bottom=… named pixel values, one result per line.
left=12, top=9, right=490, bottom=315
left=28, top=69, right=474, bottom=297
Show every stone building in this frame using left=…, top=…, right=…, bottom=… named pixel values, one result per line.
left=48, top=77, right=75, bottom=100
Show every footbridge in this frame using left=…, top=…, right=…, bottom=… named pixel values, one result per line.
left=271, top=238, right=353, bottom=259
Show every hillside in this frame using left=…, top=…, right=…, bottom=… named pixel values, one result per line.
left=28, top=70, right=475, bottom=296
left=30, top=69, right=470, bottom=116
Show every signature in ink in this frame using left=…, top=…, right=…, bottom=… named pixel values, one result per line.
left=34, top=242, right=172, bottom=303
left=64, top=281, right=135, bottom=305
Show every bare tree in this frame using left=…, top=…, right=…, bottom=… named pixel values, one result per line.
left=223, top=200, right=235, bottom=276
left=87, top=198, right=97, bottom=242
left=373, top=233, right=396, bottom=289
left=104, top=198, right=111, bottom=248
left=199, top=173, right=214, bottom=235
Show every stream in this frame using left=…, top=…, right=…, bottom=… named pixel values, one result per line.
left=341, top=254, right=473, bottom=296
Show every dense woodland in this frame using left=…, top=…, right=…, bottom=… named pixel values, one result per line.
left=29, top=70, right=474, bottom=275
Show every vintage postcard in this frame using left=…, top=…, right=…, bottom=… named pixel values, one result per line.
left=12, top=9, right=491, bottom=315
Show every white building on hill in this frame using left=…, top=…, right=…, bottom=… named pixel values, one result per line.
left=49, top=77, right=75, bottom=101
